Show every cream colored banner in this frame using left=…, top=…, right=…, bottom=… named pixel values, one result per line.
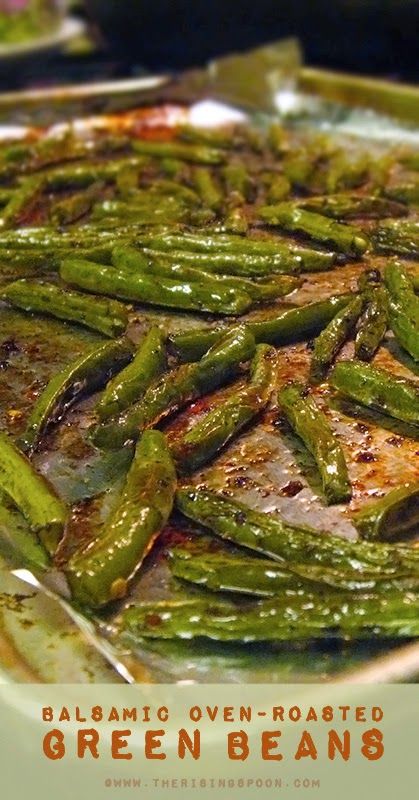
left=0, top=684, right=415, bottom=799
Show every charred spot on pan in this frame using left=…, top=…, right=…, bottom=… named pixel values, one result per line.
left=355, top=422, right=369, bottom=434
left=385, top=436, right=404, bottom=447
left=229, top=475, right=253, bottom=489
left=1, top=338, right=20, bottom=355
left=280, top=480, right=304, bottom=497
left=355, top=450, right=377, bottom=463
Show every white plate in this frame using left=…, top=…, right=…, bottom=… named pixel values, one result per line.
left=0, top=16, right=85, bottom=60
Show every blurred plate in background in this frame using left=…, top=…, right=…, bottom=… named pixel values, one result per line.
left=0, top=15, right=85, bottom=61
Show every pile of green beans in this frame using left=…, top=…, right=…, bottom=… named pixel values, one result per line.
left=1, top=118, right=419, bottom=646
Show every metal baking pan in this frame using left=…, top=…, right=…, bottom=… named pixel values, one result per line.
left=0, top=40, right=418, bottom=684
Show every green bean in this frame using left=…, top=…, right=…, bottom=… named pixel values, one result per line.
left=221, top=204, right=249, bottom=234
left=119, top=592, right=419, bottom=642
left=0, top=142, right=31, bottom=169
left=169, top=546, right=306, bottom=596
left=171, top=344, right=276, bottom=473
left=60, top=258, right=252, bottom=316
left=222, top=163, right=255, bottom=202
left=169, top=294, right=352, bottom=362
left=50, top=182, right=104, bottom=226
left=92, top=325, right=256, bottom=449
left=0, top=432, right=67, bottom=554
left=20, top=338, right=134, bottom=454
left=96, top=327, right=166, bottom=421
left=266, top=174, right=291, bottom=203
left=146, top=179, right=201, bottom=206
left=135, top=231, right=336, bottom=273
left=268, top=123, right=288, bottom=155
left=132, top=139, right=225, bottom=164
left=168, top=543, right=419, bottom=596
left=115, top=163, right=141, bottom=197
left=355, top=270, right=388, bottom=361
left=309, top=295, right=364, bottom=382
left=0, top=501, right=49, bottom=570
left=259, top=203, right=369, bottom=256
left=300, top=194, right=407, bottom=220
left=372, top=220, right=419, bottom=258
left=283, top=147, right=321, bottom=191
left=330, top=360, right=419, bottom=427
left=0, top=223, right=138, bottom=250
left=111, top=244, right=299, bottom=302
left=138, top=245, right=303, bottom=277
left=319, top=153, right=369, bottom=194
left=0, top=175, right=44, bottom=229
left=384, top=261, right=419, bottom=361
left=158, top=158, right=185, bottom=178
left=66, top=430, right=176, bottom=608
left=1, top=279, right=129, bottom=338
left=0, top=136, right=81, bottom=180
left=353, top=483, right=419, bottom=542
left=0, top=244, right=117, bottom=273
left=176, top=487, right=419, bottom=575
left=43, top=158, right=148, bottom=190
left=177, top=124, right=234, bottom=149
left=192, top=167, right=223, bottom=210
left=91, top=198, right=189, bottom=225
left=278, top=382, right=351, bottom=504
left=384, top=181, right=419, bottom=205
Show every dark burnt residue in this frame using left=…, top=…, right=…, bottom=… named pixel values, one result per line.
left=280, top=480, right=304, bottom=497
left=385, top=436, right=404, bottom=447
left=355, top=422, right=370, bottom=434
left=355, top=450, right=378, bottom=463
left=229, top=475, right=254, bottom=489
left=1, top=339, right=20, bottom=356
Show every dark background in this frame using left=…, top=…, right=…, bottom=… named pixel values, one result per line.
left=85, top=0, right=419, bottom=80
left=1, top=0, right=419, bottom=90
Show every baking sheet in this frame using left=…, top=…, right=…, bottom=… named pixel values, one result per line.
left=0, top=44, right=418, bottom=683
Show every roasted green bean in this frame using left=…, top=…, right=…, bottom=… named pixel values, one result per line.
left=111, top=244, right=299, bottom=302
left=96, top=327, right=166, bottom=421
left=353, top=483, right=419, bottom=542
left=170, top=294, right=352, bottom=362
left=60, top=257, right=252, bottom=316
left=135, top=231, right=336, bottom=273
left=20, top=338, right=134, bottom=453
left=1, top=279, right=129, bottom=338
left=372, top=220, right=419, bottom=258
left=0, top=432, right=67, bottom=554
left=132, top=139, right=225, bottom=164
left=309, top=295, right=364, bottom=381
left=330, top=360, right=419, bottom=427
left=259, top=203, right=369, bottom=256
left=278, top=382, right=351, bottom=504
left=176, top=487, right=419, bottom=575
left=168, top=544, right=419, bottom=596
left=355, top=270, right=388, bottom=361
left=66, top=430, right=176, bottom=607
left=119, top=592, right=419, bottom=642
left=384, top=261, right=419, bottom=361
left=171, top=344, right=276, bottom=473
left=92, top=325, right=255, bottom=449
left=300, top=194, right=407, bottom=220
